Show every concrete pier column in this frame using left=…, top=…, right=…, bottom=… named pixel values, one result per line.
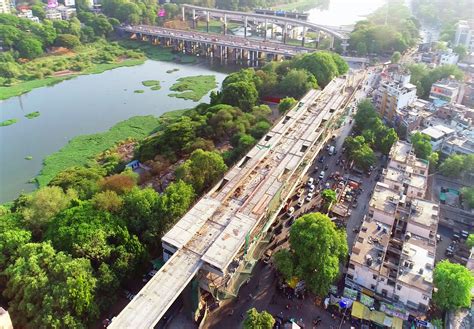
left=223, top=14, right=227, bottom=35
left=192, top=9, right=196, bottom=29
left=264, top=19, right=268, bottom=40
left=182, top=6, right=185, bottom=22
left=244, top=16, right=248, bottom=38
left=283, top=24, right=287, bottom=44
left=330, top=35, right=335, bottom=50
left=301, top=26, right=306, bottom=47
left=206, top=12, right=210, bottom=33
left=316, top=30, right=320, bottom=48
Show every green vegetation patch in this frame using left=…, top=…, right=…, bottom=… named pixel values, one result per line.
left=25, top=156, right=33, bottom=160
left=168, top=75, right=217, bottom=102
left=142, top=80, right=160, bottom=87
left=166, top=68, right=180, bottom=74
left=151, top=85, right=161, bottom=91
left=134, top=89, right=145, bottom=93
left=36, top=115, right=162, bottom=187
left=0, top=119, right=18, bottom=127
left=25, top=111, right=40, bottom=119
left=117, top=40, right=197, bottom=64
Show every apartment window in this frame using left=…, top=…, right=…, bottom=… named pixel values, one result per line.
left=397, top=285, right=402, bottom=291
left=419, top=170, right=425, bottom=175
left=394, top=294, right=399, bottom=301
left=370, top=284, right=376, bottom=290
left=423, top=295, right=428, bottom=300
left=417, top=192, right=423, bottom=197
left=373, top=274, right=378, bottom=280
left=349, top=263, right=355, bottom=270
left=381, top=289, right=388, bottom=297
left=346, top=274, right=354, bottom=280
left=394, top=185, right=399, bottom=191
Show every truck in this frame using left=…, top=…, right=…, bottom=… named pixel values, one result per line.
left=329, top=146, right=336, bottom=155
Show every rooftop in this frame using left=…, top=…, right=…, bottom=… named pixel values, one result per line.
left=398, top=237, right=435, bottom=293
left=432, top=79, right=461, bottom=90
left=421, top=125, right=454, bottom=140
left=390, top=141, right=412, bottom=164
left=350, top=219, right=391, bottom=272
left=369, top=182, right=401, bottom=215
left=408, top=199, right=439, bottom=231
left=383, top=167, right=427, bottom=190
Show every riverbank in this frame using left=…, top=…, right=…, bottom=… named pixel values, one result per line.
left=36, top=110, right=187, bottom=187
left=0, top=40, right=200, bottom=101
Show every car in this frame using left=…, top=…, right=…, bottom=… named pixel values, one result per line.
left=436, top=234, right=442, bottom=242
left=324, top=164, right=329, bottom=171
left=319, top=171, right=325, bottom=179
left=308, top=184, right=316, bottom=193
left=352, top=201, right=358, bottom=208
left=285, top=216, right=295, bottom=227
left=287, top=206, right=295, bottom=216
left=273, top=223, right=283, bottom=235
left=263, top=249, right=273, bottom=263
left=307, top=177, right=314, bottom=186
left=319, top=156, right=325, bottom=163
left=461, top=230, right=469, bottom=239
left=297, top=198, right=305, bottom=207
left=325, top=182, right=331, bottom=189
left=306, top=192, right=314, bottom=201
left=453, top=233, right=460, bottom=242
left=326, top=145, right=330, bottom=151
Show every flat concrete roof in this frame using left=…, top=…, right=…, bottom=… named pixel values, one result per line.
left=408, top=199, right=439, bottom=230
left=390, top=141, right=412, bottom=164
left=369, top=182, right=400, bottom=215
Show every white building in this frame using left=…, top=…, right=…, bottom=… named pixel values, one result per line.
left=57, top=5, right=76, bottom=19
left=64, top=0, right=75, bottom=6
left=420, top=125, right=456, bottom=150
left=454, top=20, right=474, bottom=53
left=346, top=141, right=439, bottom=318
left=374, top=70, right=417, bottom=122
left=17, top=9, right=41, bottom=22
left=439, top=50, right=459, bottom=66
left=45, top=9, right=63, bottom=20
left=429, top=78, right=463, bottom=105
left=0, top=0, right=10, bottom=13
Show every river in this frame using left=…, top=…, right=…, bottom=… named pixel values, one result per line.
left=0, top=60, right=227, bottom=203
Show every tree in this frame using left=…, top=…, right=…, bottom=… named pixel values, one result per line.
left=461, top=187, right=474, bottom=208
left=46, top=203, right=146, bottom=279
left=243, top=308, right=275, bottom=329
left=31, top=4, right=46, bottom=20
left=221, top=81, right=259, bottom=112
left=3, top=242, right=99, bottom=328
left=0, top=214, right=31, bottom=269
left=439, top=154, right=465, bottom=178
left=411, top=132, right=432, bottom=160
left=352, top=144, right=376, bottom=170
left=292, top=52, right=339, bottom=87
left=17, top=37, right=43, bottom=59
left=433, top=260, right=474, bottom=311
left=176, top=149, right=227, bottom=194
left=453, top=45, right=467, bottom=59
left=278, top=97, right=297, bottom=114
left=321, top=189, right=337, bottom=211
left=466, top=234, right=474, bottom=249
left=251, top=104, right=272, bottom=122
left=289, top=213, right=348, bottom=296
left=379, top=128, right=399, bottom=154
left=100, top=173, right=136, bottom=194
left=273, top=249, right=294, bottom=281
left=250, top=121, right=271, bottom=139
left=91, top=190, right=123, bottom=213
left=55, top=33, right=81, bottom=49
left=49, top=165, right=104, bottom=199
left=0, top=62, right=21, bottom=81
left=157, top=181, right=195, bottom=230
left=278, top=69, right=317, bottom=98
left=391, top=51, right=401, bottom=63
left=19, top=186, right=77, bottom=238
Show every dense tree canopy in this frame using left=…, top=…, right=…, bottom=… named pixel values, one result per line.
left=407, top=64, right=464, bottom=98
left=439, top=154, right=474, bottom=178
left=433, top=260, right=474, bottom=311
left=243, top=308, right=275, bottom=329
left=278, top=69, right=317, bottom=98
left=3, top=242, right=99, bottom=328
left=278, top=97, right=297, bottom=114
left=276, top=213, right=348, bottom=296
left=461, top=187, right=474, bottom=208
left=410, top=132, right=432, bottom=160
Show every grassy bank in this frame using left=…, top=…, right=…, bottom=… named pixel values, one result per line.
left=36, top=115, right=162, bottom=187
left=274, top=0, right=327, bottom=11
left=169, top=75, right=217, bottom=102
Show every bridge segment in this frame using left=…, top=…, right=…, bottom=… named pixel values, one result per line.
left=108, top=71, right=366, bottom=328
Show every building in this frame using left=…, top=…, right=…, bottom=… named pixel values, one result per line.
left=374, top=68, right=417, bottom=122
left=64, top=0, right=75, bottom=6
left=420, top=125, right=456, bottom=151
left=45, top=9, right=63, bottom=20
left=17, top=8, right=40, bottom=22
left=346, top=141, right=439, bottom=319
left=439, top=50, right=459, bottom=66
left=0, top=0, right=10, bottom=13
left=441, top=130, right=474, bottom=156
left=429, top=78, right=463, bottom=105
left=57, top=5, right=76, bottom=19
left=454, top=20, right=474, bottom=53
left=393, top=99, right=432, bottom=137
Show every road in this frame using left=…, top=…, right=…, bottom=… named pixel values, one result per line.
left=202, top=69, right=380, bottom=329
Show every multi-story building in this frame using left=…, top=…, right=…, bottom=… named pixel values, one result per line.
left=420, top=124, right=456, bottom=151
left=374, top=70, right=417, bottom=122
left=45, top=9, right=63, bottom=20
left=429, top=78, right=463, bottom=105
left=393, top=99, right=432, bottom=138
left=454, top=20, right=474, bottom=53
left=439, top=50, right=459, bottom=66
left=0, top=0, right=10, bottom=13
left=346, top=141, right=439, bottom=318
left=17, top=8, right=41, bottom=22
left=57, top=5, right=76, bottom=19
left=64, top=0, right=75, bottom=6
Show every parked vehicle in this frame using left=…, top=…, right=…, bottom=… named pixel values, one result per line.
left=329, top=146, right=336, bottom=155
left=307, top=177, right=314, bottom=186
left=306, top=192, right=314, bottom=202
left=297, top=198, right=305, bottom=207
left=287, top=206, right=295, bottom=216
left=308, top=184, right=316, bottom=193
left=318, top=156, right=325, bottom=163
left=319, top=171, right=325, bottom=179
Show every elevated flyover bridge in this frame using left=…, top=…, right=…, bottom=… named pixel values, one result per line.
left=108, top=71, right=367, bottom=329
left=181, top=4, right=349, bottom=50
left=119, top=25, right=316, bottom=63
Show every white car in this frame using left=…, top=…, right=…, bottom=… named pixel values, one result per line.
left=287, top=206, right=295, bottom=215
left=306, top=193, right=314, bottom=202
left=319, top=171, right=325, bottom=180
left=297, top=198, right=305, bottom=207
left=307, top=177, right=314, bottom=186
left=308, top=184, right=315, bottom=193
